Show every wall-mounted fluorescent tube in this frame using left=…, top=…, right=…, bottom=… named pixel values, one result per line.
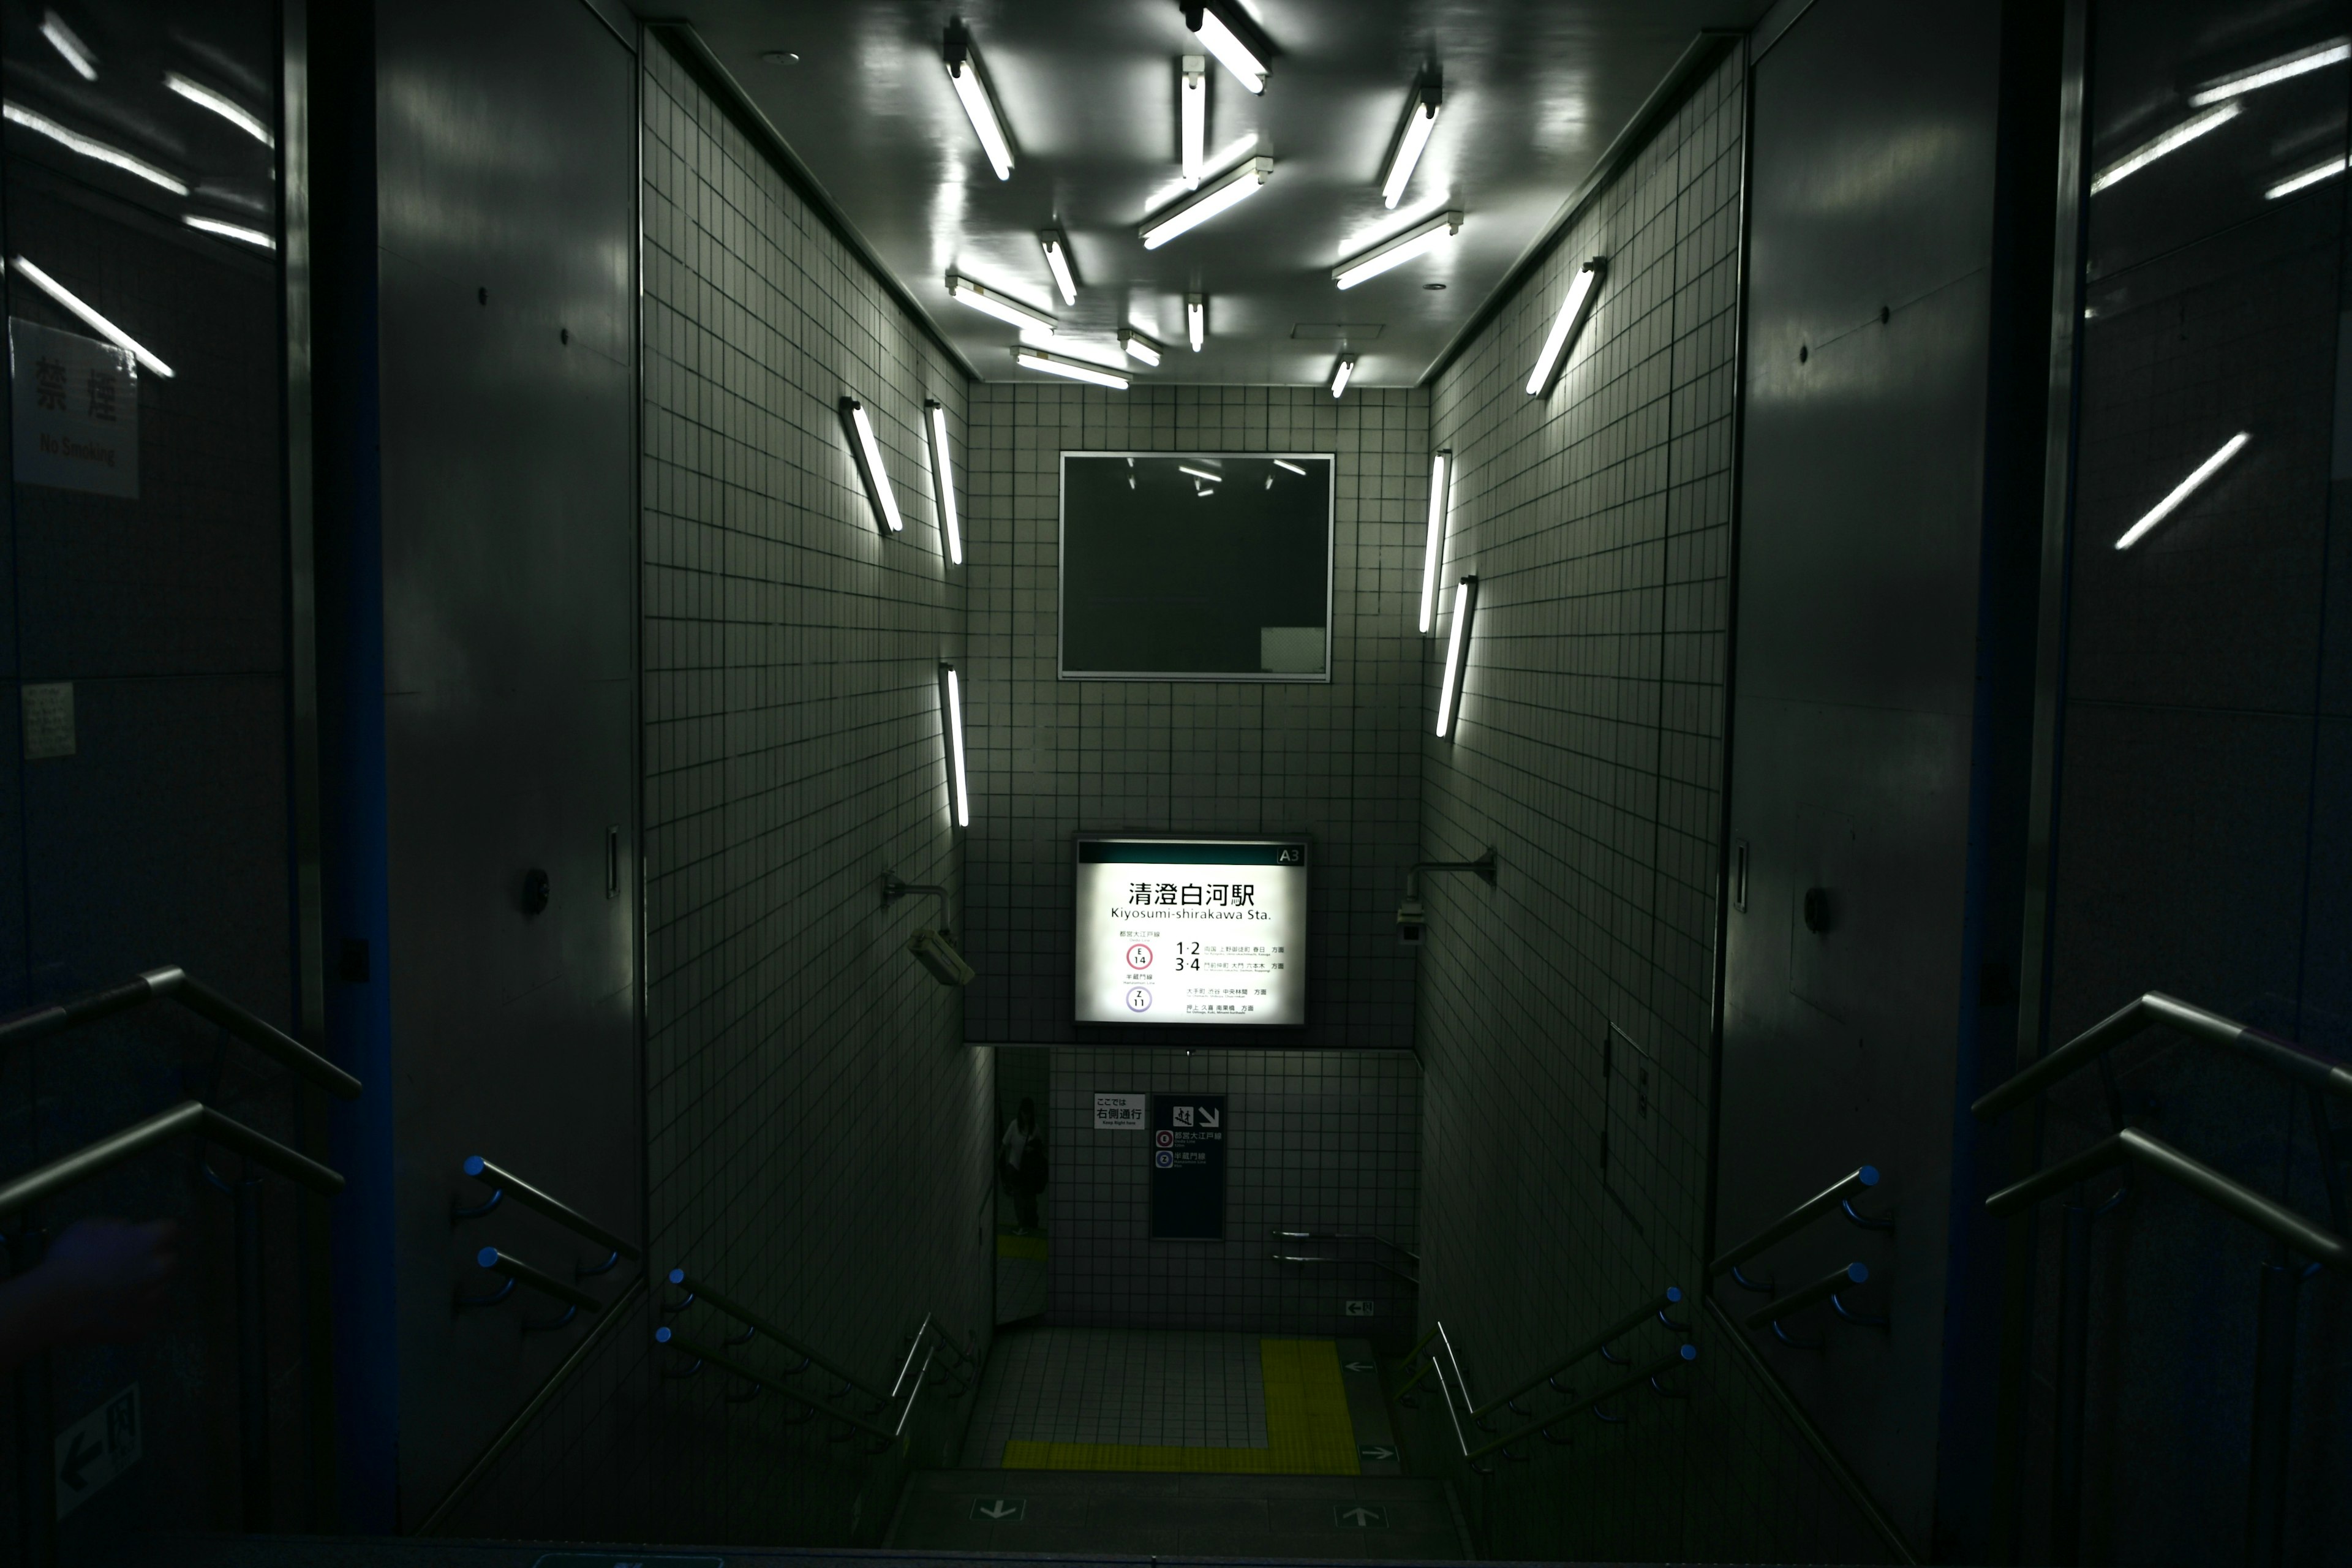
left=1039, top=229, right=1078, bottom=306
left=184, top=214, right=274, bottom=250
left=1177, top=463, right=1222, bottom=484
left=2190, top=38, right=2351, bottom=105
left=1434, top=575, right=1478, bottom=737
left=1011, top=347, right=1131, bottom=390
left=40, top=11, right=95, bottom=80
left=1333, top=210, right=1463, bottom=290
left=10, top=255, right=172, bottom=377
left=938, top=663, right=970, bottom=827
left=1526, top=257, right=1605, bottom=397
left=925, top=399, right=962, bottom=567
left=1187, top=293, right=1206, bottom=352
left=2268, top=156, right=2347, bottom=199
left=1381, top=83, right=1442, bottom=209
left=165, top=71, right=274, bottom=146
left=2089, top=104, right=2239, bottom=193
left=1140, top=156, right=1273, bottom=249
left=1180, top=55, right=1206, bottom=188
left=1183, top=1, right=1268, bottom=94
left=2, top=102, right=187, bottom=194
left=2114, top=432, right=2248, bottom=549
left=1329, top=353, right=1355, bottom=399
left=1418, top=450, right=1450, bottom=633
left=1273, top=459, right=1306, bottom=476
left=943, top=29, right=1014, bottom=181
left=839, top=396, right=903, bottom=534
left=1120, top=327, right=1164, bottom=366
left=946, top=272, right=1057, bottom=334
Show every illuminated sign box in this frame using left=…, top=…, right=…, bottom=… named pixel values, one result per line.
left=1074, top=835, right=1307, bottom=1027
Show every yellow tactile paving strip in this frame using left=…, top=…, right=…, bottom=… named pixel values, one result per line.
left=996, top=1234, right=1047, bottom=1261
left=1001, top=1338, right=1360, bottom=1475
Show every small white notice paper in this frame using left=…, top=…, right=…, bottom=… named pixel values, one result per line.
left=1093, top=1092, right=1145, bottom=1131
left=22, top=682, right=74, bottom=760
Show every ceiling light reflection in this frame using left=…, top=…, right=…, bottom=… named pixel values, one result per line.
left=9, top=255, right=173, bottom=377
left=165, top=72, right=273, bottom=146
left=2089, top=103, right=2239, bottom=194
left=3, top=102, right=187, bottom=194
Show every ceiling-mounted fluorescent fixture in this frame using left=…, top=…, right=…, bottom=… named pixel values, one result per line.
left=1434, top=575, right=1479, bottom=737
left=1526, top=257, right=1605, bottom=397
left=1186, top=293, right=1206, bottom=352
left=1329, top=353, right=1355, bottom=399
left=924, top=399, right=962, bottom=567
left=165, top=71, right=274, bottom=146
left=943, top=26, right=1014, bottom=181
left=1180, top=55, right=1207, bottom=188
left=1011, top=347, right=1131, bottom=390
left=1140, top=156, right=1273, bottom=249
left=2, top=102, right=187, bottom=195
left=838, top=396, right=903, bottom=534
left=2190, top=38, right=2351, bottom=105
left=946, top=272, right=1057, bottom=334
left=184, top=214, right=274, bottom=249
left=2114, top=432, right=2248, bottom=549
left=1333, top=210, right=1462, bottom=290
left=1418, top=450, right=1450, bottom=633
left=938, top=663, right=970, bottom=827
left=1182, top=0, right=1269, bottom=95
left=1381, top=81, right=1442, bottom=209
left=40, top=11, right=96, bottom=80
left=1177, top=463, right=1222, bottom=484
left=1120, top=327, right=1164, bottom=366
left=2088, top=104, right=2239, bottom=193
left=1039, top=229, right=1079, bottom=306
left=1273, top=458, right=1306, bottom=476
left=10, top=255, right=172, bottom=377
left=2268, top=156, right=2347, bottom=198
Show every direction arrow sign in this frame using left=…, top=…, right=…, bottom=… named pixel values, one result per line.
left=971, top=1497, right=1027, bottom=1521
left=1342, top=1359, right=1377, bottom=1373
left=1335, top=1503, right=1389, bottom=1528
left=1358, top=1444, right=1398, bottom=1461
left=53, top=1384, right=140, bottom=1520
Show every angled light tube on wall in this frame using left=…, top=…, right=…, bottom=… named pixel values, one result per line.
left=2114, top=432, right=2248, bottom=550
left=1186, top=293, right=1206, bottom=352
left=1434, top=575, right=1478, bottom=738
left=184, top=214, right=274, bottom=249
left=1526, top=257, right=1606, bottom=397
left=943, top=28, right=1014, bottom=181
left=1180, top=55, right=1207, bottom=187
left=10, top=255, right=172, bottom=377
left=2268, top=156, right=2347, bottom=198
left=1039, top=229, right=1078, bottom=306
left=1119, top=327, right=1164, bottom=366
left=2, top=102, right=187, bottom=194
left=1418, top=450, right=1450, bottom=633
left=1183, top=0, right=1269, bottom=94
left=924, top=399, right=962, bottom=567
left=938, top=663, right=970, bottom=828
left=1011, top=347, right=1131, bottom=390
left=1140, top=156, right=1273, bottom=249
left=946, top=273, right=1057, bottom=334
left=838, top=396, right=903, bottom=534
left=2190, top=38, right=2351, bottom=105
left=40, top=11, right=96, bottom=80
left=1381, top=82, right=1442, bottom=209
left=1333, top=210, right=1462, bottom=290
left=165, top=71, right=274, bottom=146
left=2089, top=103, right=2239, bottom=194
left=1329, top=353, right=1355, bottom=399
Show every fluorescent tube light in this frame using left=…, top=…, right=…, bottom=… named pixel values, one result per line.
left=1011, top=347, right=1131, bottom=390
left=1329, top=353, right=1355, bottom=399
left=1177, top=464, right=1222, bottom=484
left=183, top=214, right=274, bottom=249
left=1381, top=83, right=1442, bottom=209
left=1180, top=55, right=1206, bottom=188
left=165, top=72, right=274, bottom=147
left=939, top=663, right=970, bottom=827
left=1187, top=293, right=1206, bottom=352
left=946, top=273, right=1057, bottom=334
left=839, top=396, right=903, bottom=534
left=943, top=29, right=1014, bottom=181
left=1526, top=257, right=1605, bottom=397
left=1120, top=327, right=1164, bottom=366
left=1333, top=210, right=1462, bottom=290
left=1183, top=1, right=1268, bottom=94
left=1273, top=458, right=1306, bottom=476
left=925, top=399, right=962, bottom=567
left=1039, top=229, right=1077, bottom=306
left=2114, top=432, right=2248, bottom=549
left=10, top=255, right=172, bottom=377
left=2, top=102, right=187, bottom=194
left=2089, top=104, right=2239, bottom=194
left=2268, top=156, right=2347, bottom=198
left=40, top=11, right=95, bottom=80
left=1140, top=156, right=1273, bottom=249
left=1434, top=575, right=1478, bottom=737
left=1418, top=450, right=1450, bottom=633
left=2190, top=39, right=2350, bottom=105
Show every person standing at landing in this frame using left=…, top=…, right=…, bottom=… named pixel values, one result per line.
left=1000, top=1097, right=1046, bottom=1235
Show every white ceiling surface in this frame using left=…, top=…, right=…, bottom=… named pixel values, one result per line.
left=671, top=2, right=1767, bottom=387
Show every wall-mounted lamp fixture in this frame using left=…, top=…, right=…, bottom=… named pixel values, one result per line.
left=1120, top=327, right=1165, bottom=366
left=1182, top=0, right=1270, bottom=95
left=1038, top=229, right=1079, bottom=306
left=946, top=273, right=1057, bottom=334
left=1187, top=293, right=1207, bottom=352
left=838, top=397, right=902, bottom=534
left=1526, top=257, right=1605, bottom=398
left=938, top=662, right=970, bottom=826
left=1011, top=347, right=1131, bottom=390
left=924, top=399, right=962, bottom=566
left=1329, top=353, right=1356, bottom=399
left=1394, top=848, right=1496, bottom=949
left=1333, top=210, right=1462, bottom=290
left=1434, top=574, right=1477, bottom=737
left=2114, top=431, right=2248, bottom=549
left=1418, top=450, right=1451, bottom=633
left=1180, top=55, right=1207, bottom=187
left=884, top=872, right=975, bottom=986
left=1140, top=157, right=1273, bottom=249
left=1381, top=80, right=1442, bottom=209
left=943, top=25, right=1014, bottom=181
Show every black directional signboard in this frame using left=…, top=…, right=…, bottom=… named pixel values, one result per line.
left=1148, top=1093, right=1227, bottom=1240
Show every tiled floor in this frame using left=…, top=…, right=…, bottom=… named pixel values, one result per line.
left=963, top=1327, right=1270, bottom=1462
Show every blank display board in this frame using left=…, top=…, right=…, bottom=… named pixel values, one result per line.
left=1060, top=452, right=1333, bottom=680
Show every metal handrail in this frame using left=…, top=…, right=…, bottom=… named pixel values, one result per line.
left=1709, top=1164, right=1884, bottom=1275
left=1270, top=1228, right=1421, bottom=1262
left=1973, top=992, right=2352, bottom=1121
left=0, top=965, right=360, bottom=1099
left=654, top=1325, right=929, bottom=1446
left=0, top=1099, right=345, bottom=1213
left=1746, top=1263, right=1871, bottom=1331
left=1986, top=1126, right=2345, bottom=1268
left=1445, top=1344, right=1698, bottom=1465
left=1399, top=1286, right=1689, bottom=1420
left=661, top=1267, right=972, bottom=1409
left=459, top=1156, right=640, bottom=1262
left=1269, top=1251, right=1422, bottom=1284
left=470, top=1247, right=606, bottom=1314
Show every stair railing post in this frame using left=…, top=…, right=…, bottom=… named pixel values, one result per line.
left=2051, top=1200, right=2092, bottom=1566
left=2243, top=1258, right=2301, bottom=1568
left=8, top=1222, right=56, bottom=1567
left=235, top=1172, right=270, bottom=1531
